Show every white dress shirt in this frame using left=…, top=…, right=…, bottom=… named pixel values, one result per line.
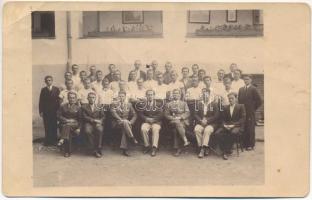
left=144, top=79, right=158, bottom=90
left=92, top=81, right=103, bottom=94
left=185, top=86, right=202, bottom=100
left=230, top=104, right=235, bottom=117
left=231, top=79, right=245, bottom=94
left=154, top=84, right=169, bottom=100
left=78, top=88, right=95, bottom=104
left=59, top=89, right=78, bottom=105
left=97, top=88, right=114, bottom=105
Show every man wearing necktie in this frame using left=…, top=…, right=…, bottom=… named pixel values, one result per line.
left=82, top=92, right=105, bottom=158
left=213, top=92, right=246, bottom=160
left=111, top=91, right=138, bottom=156
left=39, top=75, right=60, bottom=146
left=193, top=88, right=220, bottom=158
left=138, top=89, right=164, bottom=157
left=238, top=75, right=262, bottom=150
left=164, top=89, right=191, bottom=157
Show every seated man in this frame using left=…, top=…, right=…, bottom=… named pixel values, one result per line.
left=213, top=92, right=246, bottom=160
left=164, top=89, right=191, bottom=157
left=194, top=88, right=220, bottom=158
left=82, top=92, right=106, bottom=158
left=110, top=91, right=138, bottom=156
left=137, top=89, right=163, bottom=157
left=57, top=92, right=81, bottom=157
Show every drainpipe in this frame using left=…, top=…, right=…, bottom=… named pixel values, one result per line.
left=66, top=11, right=72, bottom=72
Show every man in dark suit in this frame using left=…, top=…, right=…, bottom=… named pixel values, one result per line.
left=57, top=92, right=81, bottom=157
left=128, top=60, right=146, bottom=81
left=111, top=91, right=138, bottom=156
left=194, top=88, right=220, bottom=158
left=39, top=75, right=60, bottom=146
left=137, top=89, right=164, bottom=157
left=238, top=75, right=262, bottom=150
left=213, top=92, right=246, bottom=160
left=225, top=63, right=238, bottom=81
left=82, top=92, right=106, bottom=158
left=164, top=89, right=191, bottom=156
left=104, top=64, right=117, bottom=83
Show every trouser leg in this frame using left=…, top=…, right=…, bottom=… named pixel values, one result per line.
left=141, top=123, right=151, bottom=147
left=194, top=124, right=204, bottom=147
left=121, top=121, right=134, bottom=138
left=151, top=124, right=161, bottom=148
left=174, top=122, right=187, bottom=143
left=120, top=130, right=128, bottom=149
left=95, top=124, right=104, bottom=151
left=203, top=126, right=214, bottom=147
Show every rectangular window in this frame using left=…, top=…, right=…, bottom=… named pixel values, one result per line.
left=82, top=11, right=163, bottom=38
left=31, top=11, right=55, bottom=39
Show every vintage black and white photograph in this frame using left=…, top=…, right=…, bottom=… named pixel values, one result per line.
left=32, top=9, right=264, bottom=187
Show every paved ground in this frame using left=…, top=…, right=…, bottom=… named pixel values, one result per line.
left=33, top=126, right=264, bottom=187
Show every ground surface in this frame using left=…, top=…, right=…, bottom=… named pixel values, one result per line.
left=33, top=126, right=264, bottom=187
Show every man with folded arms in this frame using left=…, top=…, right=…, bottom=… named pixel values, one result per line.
left=57, top=92, right=81, bottom=157
left=164, top=89, right=191, bottom=156
left=213, top=92, right=246, bottom=160
left=110, top=91, right=138, bottom=156
left=138, top=89, right=163, bottom=157
left=194, top=88, right=220, bottom=158
left=82, top=92, right=106, bottom=158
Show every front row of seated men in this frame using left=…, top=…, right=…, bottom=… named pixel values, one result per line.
left=56, top=86, right=245, bottom=160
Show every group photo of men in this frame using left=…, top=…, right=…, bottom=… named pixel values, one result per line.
left=39, top=61, right=262, bottom=160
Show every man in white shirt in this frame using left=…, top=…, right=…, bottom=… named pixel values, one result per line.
left=88, top=65, right=97, bottom=82
left=231, top=69, right=245, bottom=93
left=59, top=71, right=73, bottom=91
left=75, top=70, right=88, bottom=91
left=167, top=70, right=185, bottom=100
left=213, top=69, right=226, bottom=96
left=200, top=76, right=216, bottom=101
left=110, top=70, right=122, bottom=93
left=144, top=69, right=158, bottom=90
left=97, top=78, right=114, bottom=107
left=218, top=77, right=233, bottom=107
left=127, top=70, right=138, bottom=93
left=190, top=64, right=199, bottom=79
left=151, top=60, right=158, bottom=80
left=92, top=70, right=104, bottom=94
left=129, top=78, right=146, bottom=102
left=154, top=72, right=169, bottom=101
left=226, top=63, right=238, bottom=80
left=129, top=60, right=146, bottom=81
left=180, top=67, right=192, bottom=90
left=185, top=76, right=202, bottom=101
left=78, top=78, right=96, bottom=105
left=71, top=64, right=80, bottom=86
left=59, top=79, right=78, bottom=105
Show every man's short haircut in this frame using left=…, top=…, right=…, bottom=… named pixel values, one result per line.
left=199, top=69, right=206, bottom=73
left=218, top=69, right=225, bottom=73
left=118, top=90, right=127, bottom=96
left=223, top=77, right=232, bottom=83
left=65, top=71, right=72, bottom=76
left=243, top=74, right=252, bottom=79
left=96, top=70, right=102, bottom=74
left=83, top=77, right=91, bottom=83
left=72, top=64, right=79, bottom=68
left=65, top=79, right=73, bottom=84
left=80, top=70, right=87, bottom=75
left=182, top=67, right=189, bottom=72
left=108, top=64, right=115, bottom=68
left=44, top=75, right=53, bottom=81
left=227, top=92, right=238, bottom=98
left=67, top=91, right=77, bottom=98
left=88, top=92, right=97, bottom=97
left=203, top=75, right=212, bottom=81
left=146, top=89, right=155, bottom=95
left=102, top=78, right=109, bottom=84
left=90, top=65, right=96, bottom=69
left=192, top=64, right=199, bottom=68
left=172, top=88, right=181, bottom=94
left=137, top=78, right=144, bottom=83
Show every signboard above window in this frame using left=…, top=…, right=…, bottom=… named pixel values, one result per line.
left=82, top=11, right=163, bottom=38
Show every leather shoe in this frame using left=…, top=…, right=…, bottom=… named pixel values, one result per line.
left=246, top=147, right=253, bottom=151
left=64, top=152, right=70, bottom=158
left=204, top=147, right=210, bottom=156
left=222, top=153, right=228, bottom=160
left=174, top=149, right=182, bottom=157
left=184, top=141, right=190, bottom=147
left=94, top=151, right=102, bottom=158
left=143, top=147, right=150, bottom=154
left=131, top=138, right=138, bottom=145
left=198, top=148, right=204, bottom=158
left=151, top=147, right=157, bottom=157
left=123, top=150, right=131, bottom=157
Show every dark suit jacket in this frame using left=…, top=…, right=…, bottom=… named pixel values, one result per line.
left=137, top=100, right=163, bottom=124
left=221, top=104, right=246, bottom=130
left=110, top=101, right=137, bottom=126
left=39, top=86, right=60, bottom=115
left=81, top=104, right=105, bottom=124
left=194, top=101, right=220, bottom=129
left=128, top=70, right=147, bottom=81
left=238, top=85, right=262, bottom=116
left=57, top=103, right=81, bottom=126
left=104, top=73, right=114, bottom=83
left=164, top=100, right=190, bottom=126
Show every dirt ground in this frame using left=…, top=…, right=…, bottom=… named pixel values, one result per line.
left=33, top=126, right=264, bottom=187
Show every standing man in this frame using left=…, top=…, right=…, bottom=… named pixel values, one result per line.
left=111, top=91, right=138, bottom=156
left=151, top=60, right=159, bottom=80
left=144, top=69, right=158, bottom=90
left=238, top=75, right=262, bottom=150
left=59, top=71, right=73, bottom=91
left=154, top=72, right=169, bottom=102
left=129, top=60, right=146, bottom=81
left=164, top=89, right=191, bottom=156
left=193, top=88, right=220, bottom=158
left=213, top=92, right=246, bottom=160
left=127, top=70, right=138, bottom=93
left=92, top=70, right=104, bottom=94
left=138, top=89, right=164, bottom=157
left=163, top=61, right=173, bottom=84
left=226, top=63, right=238, bottom=80
left=231, top=69, right=245, bottom=94
left=59, top=79, right=78, bottom=105
left=110, top=70, right=122, bottom=93
left=71, top=64, right=80, bottom=86
left=39, top=75, right=60, bottom=146
left=180, top=67, right=192, bottom=90
left=185, top=76, right=202, bottom=101
left=129, top=78, right=146, bottom=103
left=167, top=70, right=185, bottom=100
left=82, top=92, right=106, bottom=158
left=218, top=77, right=233, bottom=107
left=88, top=65, right=97, bottom=82
left=78, top=78, right=95, bottom=105
left=104, top=64, right=117, bottom=83
left=75, top=70, right=88, bottom=91
left=214, top=69, right=226, bottom=95
left=190, top=64, right=199, bottom=79
left=57, top=92, right=81, bottom=157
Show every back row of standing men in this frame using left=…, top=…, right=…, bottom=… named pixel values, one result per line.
left=39, top=61, right=262, bottom=159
